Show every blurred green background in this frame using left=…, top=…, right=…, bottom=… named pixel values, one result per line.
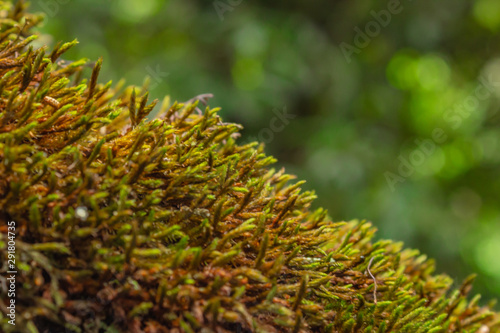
left=29, top=0, right=500, bottom=302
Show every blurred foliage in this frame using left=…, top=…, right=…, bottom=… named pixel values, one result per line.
left=30, top=0, right=500, bottom=302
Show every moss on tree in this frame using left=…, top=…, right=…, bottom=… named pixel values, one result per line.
left=0, top=1, right=499, bottom=332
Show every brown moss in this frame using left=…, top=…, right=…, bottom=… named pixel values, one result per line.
left=0, top=1, right=499, bottom=332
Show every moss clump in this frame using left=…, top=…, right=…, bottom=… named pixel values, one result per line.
left=0, top=1, right=499, bottom=332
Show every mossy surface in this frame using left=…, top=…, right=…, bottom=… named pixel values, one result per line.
left=0, top=1, right=499, bottom=332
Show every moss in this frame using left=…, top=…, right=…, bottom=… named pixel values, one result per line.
left=0, top=1, right=499, bottom=332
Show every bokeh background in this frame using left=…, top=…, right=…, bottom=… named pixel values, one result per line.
left=29, top=0, right=500, bottom=303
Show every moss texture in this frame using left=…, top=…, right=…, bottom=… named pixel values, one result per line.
left=0, top=1, right=499, bottom=332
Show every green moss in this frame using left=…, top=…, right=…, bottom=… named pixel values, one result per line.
left=0, top=1, right=499, bottom=332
